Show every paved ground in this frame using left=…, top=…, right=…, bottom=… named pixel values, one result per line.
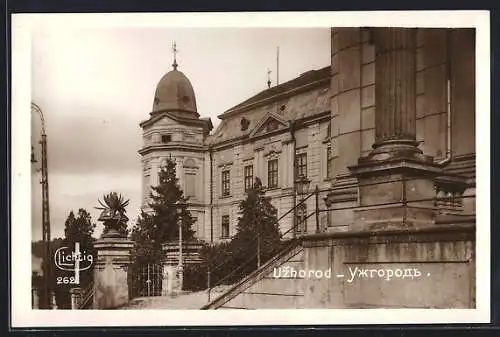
left=122, top=286, right=232, bottom=309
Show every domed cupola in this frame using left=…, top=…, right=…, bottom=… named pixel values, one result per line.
left=152, top=43, right=198, bottom=119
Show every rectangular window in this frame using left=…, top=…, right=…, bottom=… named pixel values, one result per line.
left=295, top=153, right=307, bottom=178
left=244, top=165, right=254, bottom=191
left=221, top=215, right=230, bottom=239
left=327, top=146, right=334, bottom=179
left=221, top=170, right=230, bottom=196
left=161, top=134, right=172, bottom=143
left=185, top=173, right=196, bottom=197
left=268, top=159, right=278, bottom=188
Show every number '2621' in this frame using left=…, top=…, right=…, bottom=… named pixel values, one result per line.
left=56, top=276, right=77, bottom=285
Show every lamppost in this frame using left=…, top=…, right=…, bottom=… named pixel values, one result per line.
left=295, top=175, right=311, bottom=235
left=31, top=102, right=52, bottom=309
left=174, top=200, right=186, bottom=291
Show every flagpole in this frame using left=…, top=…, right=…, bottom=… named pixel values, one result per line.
left=276, top=46, right=280, bottom=86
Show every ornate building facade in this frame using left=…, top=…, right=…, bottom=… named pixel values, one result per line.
left=139, top=27, right=475, bottom=245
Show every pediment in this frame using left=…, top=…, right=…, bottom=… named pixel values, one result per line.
left=141, top=112, right=181, bottom=129
left=249, top=112, right=289, bottom=138
left=156, top=115, right=179, bottom=126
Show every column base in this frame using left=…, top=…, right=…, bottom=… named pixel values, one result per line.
left=161, top=265, right=182, bottom=296
left=352, top=204, right=436, bottom=232
left=349, top=152, right=442, bottom=232
left=362, top=139, right=433, bottom=164
left=69, top=287, right=82, bottom=310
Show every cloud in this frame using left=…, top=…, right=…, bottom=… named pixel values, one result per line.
left=32, top=172, right=141, bottom=241
left=30, top=26, right=330, bottom=242
left=31, top=103, right=142, bottom=176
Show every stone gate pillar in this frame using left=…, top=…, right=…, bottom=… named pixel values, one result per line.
left=93, top=237, right=134, bottom=309
left=69, top=287, right=82, bottom=309
left=349, top=28, right=441, bottom=231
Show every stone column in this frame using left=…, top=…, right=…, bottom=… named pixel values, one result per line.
left=69, top=287, right=82, bottom=309
left=254, top=147, right=264, bottom=181
left=161, top=265, right=177, bottom=296
left=93, top=237, right=134, bottom=309
left=281, top=141, right=289, bottom=189
left=50, top=291, right=57, bottom=309
left=349, top=28, right=441, bottom=232
left=176, top=157, right=185, bottom=191
left=32, top=288, right=39, bottom=309
left=371, top=28, right=422, bottom=159
left=151, top=158, right=160, bottom=187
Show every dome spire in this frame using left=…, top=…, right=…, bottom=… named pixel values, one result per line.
left=172, top=41, right=178, bottom=70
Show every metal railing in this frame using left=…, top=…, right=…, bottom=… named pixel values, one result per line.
left=202, top=186, right=476, bottom=308
left=204, top=189, right=320, bottom=303
left=78, top=281, right=94, bottom=309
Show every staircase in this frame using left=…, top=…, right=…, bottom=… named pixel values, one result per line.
left=78, top=281, right=94, bottom=309
left=202, top=239, right=304, bottom=309
left=202, top=188, right=320, bottom=310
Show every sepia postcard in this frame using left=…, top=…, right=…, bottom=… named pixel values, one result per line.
left=11, top=10, right=490, bottom=327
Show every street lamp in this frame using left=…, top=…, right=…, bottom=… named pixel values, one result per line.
left=295, top=175, right=311, bottom=234
left=31, top=102, right=52, bottom=309
left=174, top=200, right=186, bottom=291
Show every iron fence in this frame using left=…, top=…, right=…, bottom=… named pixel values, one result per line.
left=129, top=263, right=164, bottom=299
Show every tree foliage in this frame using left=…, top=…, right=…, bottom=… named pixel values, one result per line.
left=130, top=157, right=196, bottom=264
left=185, top=178, right=282, bottom=290
left=129, top=211, right=164, bottom=265
left=64, top=208, right=97, bottom=246
left=54, top=208, right=97, bottom=308
left=231, top=177, right=281, bottom=265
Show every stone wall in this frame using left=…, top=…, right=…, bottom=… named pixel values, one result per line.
left=209, top=243, right=305, bottom=309
left=209, top=223, right=475, bottom=309
left=301, top=224, right=475, bottom=308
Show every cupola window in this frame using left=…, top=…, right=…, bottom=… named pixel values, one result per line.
left=161, top=135, right=172, bottom=143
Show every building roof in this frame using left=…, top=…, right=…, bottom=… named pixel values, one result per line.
left=207, top=65, right=331, bottom=145
left=152, top=67, right=199, bottom=118
left=219, top=66, right=331, bottom=119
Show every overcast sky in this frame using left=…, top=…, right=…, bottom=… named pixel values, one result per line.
left=31, top=26, right=331, bottom=241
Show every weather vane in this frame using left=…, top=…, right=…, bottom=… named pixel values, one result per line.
left=172, top=41, right=179, bottom=70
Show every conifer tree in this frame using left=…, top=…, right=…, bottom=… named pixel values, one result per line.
left=64, top=208, right=96, bottom=247
left=184, top=178, right=282, bottom=289
left=129, top=210, right=164, bottom=264
left=229, top=177, right=281, bottom=274
left=148, top=157, right=195, bottom=242
left=130, top=157, right=195, bottom=263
